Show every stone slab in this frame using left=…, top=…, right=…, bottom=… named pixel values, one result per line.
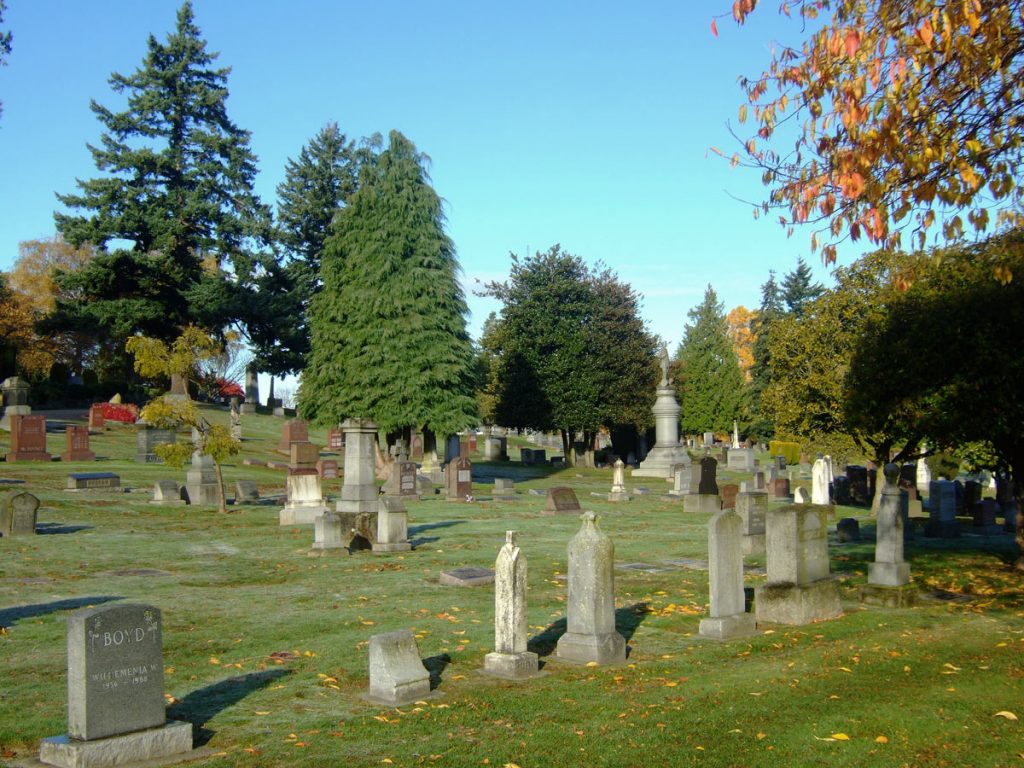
left=439, top=567, right=495, bottom=586
left=67, top=473, right=121, bottom=491
left=698, top=613, right=757, bottom=640
left=754, top=579, right=842, bottom=625
left=554, top=631, right=626, bottom=665
left=683, top=494, right=721, bottom=514
left=859, top=583, right=918, bottom=608
left=482, top=651, right=541, bottom=680
left=38, top=720, right=195, bottom=768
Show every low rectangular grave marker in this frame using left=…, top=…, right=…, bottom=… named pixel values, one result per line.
left=67, top=472, right=121, bottom=491
left=543, top=486, right=581, bottom=515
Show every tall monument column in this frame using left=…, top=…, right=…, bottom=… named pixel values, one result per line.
left=632, top=345, right=690, bottom=479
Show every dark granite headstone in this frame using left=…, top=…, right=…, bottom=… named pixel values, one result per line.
left=698, top=457, right=719, bottom=495
left=67, top=472, right=121, bottom=491
left=833, top=475, right=851, bottom=505
left=837, top=517, right=860, bottom=542
left=135, top=424, right=175, bottom=463
left=846, top=465, right=869, bottom=506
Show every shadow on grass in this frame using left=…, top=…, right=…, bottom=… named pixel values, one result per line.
left=409, top=520, right=464, bottom=547
left=526, top=602, right=651, bottom=661
left=36, top=522, right=94, bottom=535
left=0, top=595, right=121, bottom=629
left=167, top=668, right=291, bottom=747
left=423, top=653, right=452, bottom=690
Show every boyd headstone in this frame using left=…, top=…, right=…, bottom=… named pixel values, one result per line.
left=38, top=603, right=192, bottom=768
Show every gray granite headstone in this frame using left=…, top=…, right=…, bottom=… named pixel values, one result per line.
left=235, top=479, right=259, bottom=503
left=1, top=490, right=39, bottom=537
left=365, top=629, right=431, bottom=706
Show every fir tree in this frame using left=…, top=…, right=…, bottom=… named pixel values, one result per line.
left=781, top=256, right=824, bottom=317
left=676, top=285, right=747, bottom=435
left=748, top=270, right=784, bottom=438
left=298, top=130, right=477, bottom=437
left=52, top=1, right=270, bottom=342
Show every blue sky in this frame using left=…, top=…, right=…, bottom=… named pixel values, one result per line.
left=0, top=1, right=843, bottom=349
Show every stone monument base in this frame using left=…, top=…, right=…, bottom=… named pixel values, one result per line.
left=482, top=650, right=540, bottom=679
left=608, top=491, right=631, bottom=502
left=698, top=612, right=757, bottom=640
left=39, top=720, right=194, bottom=768
left=741, top=533, right=765, bottom=556
left=859, top=583, right=917, bottom=608
left=555, top=631, right=626, bottom=665
left=631, top=447, right=690, bottom=479
left=867, top=561, right=911, bottom=587
left=279, top=503, right=329, bottom=526
left=684, top=494, right=721, bottom=514
left=754, top=580, right=842, bottom=625
left=372, top=541, right=412, bottom=553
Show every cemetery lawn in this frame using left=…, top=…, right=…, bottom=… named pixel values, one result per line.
left=2, top=410, right=1023, bottom=767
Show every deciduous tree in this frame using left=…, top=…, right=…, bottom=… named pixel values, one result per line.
left=724, top=0, right=1024, bottom=266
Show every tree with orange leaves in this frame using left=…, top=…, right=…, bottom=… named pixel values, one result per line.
left=725, top=305, right=756, bottom=381
left=720, top=0, right=1024, bottom=274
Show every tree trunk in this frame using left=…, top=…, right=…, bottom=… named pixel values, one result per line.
left=561, top=429, right=574, bottom=467
left=214, top=461, right=228, bottom=514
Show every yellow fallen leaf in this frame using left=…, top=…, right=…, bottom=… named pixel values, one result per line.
left=586, top=661, right=599, bottom=667
left=695, top=745, right=705, bottom=750
left=209, top=657, right=221, bottom=665
left=756, top=732, right=766, bottom=740
left=875, top=735, right=888, bottom=743
left=382, top=760, right=393, bottom=765
left=994, top=711, right=1018, bottom=721
left=831, top=733, right=850, bottom=740
left=254, top=711, right=270, bottom=716
left=838, top=667, right=852, bottom=673
left=943, top=662, right=961, bottom=671
left=503, top=764, right=522, bottom=768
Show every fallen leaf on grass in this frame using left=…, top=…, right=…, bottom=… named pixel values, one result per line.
left=994, top=711, right=1018, bottom=721
left=838, top=667, right=852, bottom=673
left=831, top=733, right=850, bottom=740
left=254, top=711, right=270, bottom=716
left=875, top=735, right=888, bottom=743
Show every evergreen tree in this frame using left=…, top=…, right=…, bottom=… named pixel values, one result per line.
left=748, top=270, right=784, bottom=439
left=298, top=130, right=477, bottom=437
left=676, top=285, right=747, bottom=436
left=52, top=1, right=270, bottom=342
left=780, top=256, right=824, bottom=317
left=0, top=1, right=12, bottom=119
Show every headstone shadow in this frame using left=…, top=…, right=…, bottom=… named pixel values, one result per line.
left=409, top=520, right=464, bottom=548
left=0, top=595, right=120, bottom=630
left=167, top=668, right=291, bottom=747
left=526, top=602, right=651, bottom=661
left=422, top=653, right=451, bottom=690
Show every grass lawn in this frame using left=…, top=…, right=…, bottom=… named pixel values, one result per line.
left=1, top=407, right=1022, bottom=767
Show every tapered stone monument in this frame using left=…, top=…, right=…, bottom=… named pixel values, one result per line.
left=608, top=459, right=630, bottom=501
left=484, top=531, right=539, bottom=679
left=555, top=512, right=626, bottom=665
left=862, top=464, right=916, bottom=606
left=633, top=346, right=690, bottom=479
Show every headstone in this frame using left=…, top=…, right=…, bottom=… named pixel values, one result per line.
left=669, top=463, right=701, bottom=496
left=289, top=441, right=320, bottom=473
left=972, top=498, right=1002, bottom=535
left=833, top=475, right=851, bottom=505
left=963, top=480, right=983, bottom=511
left=88, top=404, right=105, bottom=433
left=327, top=428, right=344, bottom=451
left=151, top=480, right=184, bottom=506
left=846, top=465, right=870, bottom=506
left=279, top=472, right=329, bottom=525
left=439, top=566, right=495, bottom=586
left=543, top=486, right=581, bottom=515
left=61, top=425, right=96, bottom=462
left=445, top=434, right=461, bottom=463
left=309, top=512, right=348, bottom=557
left=484, top=531, right=539, bottom=678
left=771, top=477, right=792, bottom=500
left=317, top=458, right=339, bottom=479
left=365, top=630, right=431, bottom=706
left=793, top=486, right=809, bottom=504
left=609, top=459, right=630, bottom=502
left=720, top=483, right=739, bottom=510
left=868, top=464, right=911, bottom=586
left=184, top=452, right=219, bottom=507
left=754, top=505, right=842, bottom=625
left=925, top=480, right=959, bottom=538
left=836, top=517, right=860, bottom=542
left=731, top=420, right=741, bottom=449
left=383, top=459, right=417, bottom=498
left=702, top=431, right=715, bottom=448
left=0, top=375, right=31, bottom=430
left=811, top=456, right=833, bottom=505
left=555, top=512, right=627, bottom=665
left=67, top=472, right=121, bottom=491
left=683, top=492, right=722, bottom=514
left=38, top=604, right=192, bottom=768
left=699, top=509, right=756, bottom=640
left=234, top=480, right=259, bottom=503
left=409, top=433, right=424, bottom=461
left=335, top=420, right=381, bottom=542
left=736, top=490, right=768, bottom=555
left=916, top=457, right=932, bottom=489
left=229, top=398, right=242, bottom=441
left=698, top=457, right=718, bottom=495
left=493, top=478, right=517, bottom=501
left=7, top=414, right=51, bottom=462
left=483, top=436, right=508, bottom=461
left=753, top=471, right=766, bottom=490
left=135, top=423, right=176, bottom=464
left=373, top=497, right=411, bottom=553
left=278, top=418, right=308, bottom=455
left=1, top=490, right=39, bottom=537
left=445, top=456, right=473, bottom=501
left=633, top=346, right=691, bottom=478
left=726, top=448, right=755, bottom=472
left=241, top=367, right=259, bottom=413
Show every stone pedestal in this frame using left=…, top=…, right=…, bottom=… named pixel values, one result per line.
left=309, top=512, right=348, bottom=556
left=336, top=419, right=381, bottom=515
left=0, top=375, right=31, bottom=431
left=869, top=465, right=912, bottom=587
left=373, top=497, right=411, bottom=553
left=684, top=494, right=722, bottom=514
left=726, top=448, right=755, bottom=472
left=632, top=386, right=690, bottom=479
left=184, top=453, right=219, bottom=506
left=608, top=459, right=630, bottom=501
left=555, top=512, right=626, bottom=665
left=39, top=721, right=194, bottom=768
left=279, top=472, right=329, bottom=525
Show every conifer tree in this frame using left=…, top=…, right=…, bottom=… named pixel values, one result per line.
left=748, top=270, right=784, bottom=438
left=676, top=285, right=747, bottom=436
left=52, top=1, right=270, bottom=342
left=781, top=256, right=824, bottom=317
left=298, top=130, right=477, bottom=437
